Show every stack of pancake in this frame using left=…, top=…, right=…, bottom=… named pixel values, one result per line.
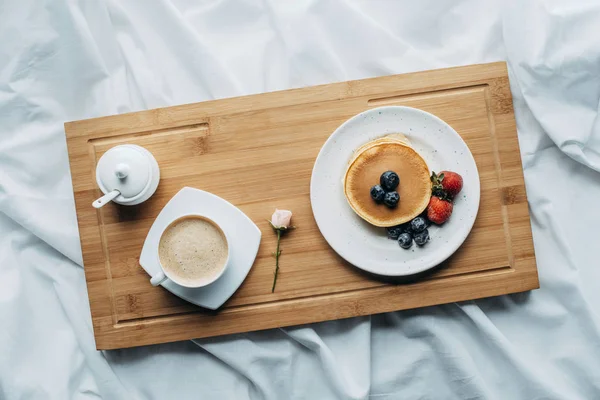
left=343, top=134, right=431, bottom=227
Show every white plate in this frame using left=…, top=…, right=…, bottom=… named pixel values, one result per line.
left=310, top=106, right=480, bottom=277
left=140, top=187, right=261, bottom=309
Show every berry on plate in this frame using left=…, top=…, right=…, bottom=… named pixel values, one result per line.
left=383, top=191, right=399, bottom=208
left=431, top=171, right=463, bottom=199
left=439, top=170, right=463, bottom=198
left=410, top=217, right=427, bottom=233
left=386, top=225, right=404, bottom=240
left=398, top=232, right=413, bottom=249
left=427, top=196, right=453, bottom=225
left=413, top=229, right=430, bottom=246
left=402, top=223, right=413, bottom=234
left=380, top=171, right=400, bottom=191
left=370, top=185, right=386, bottom=203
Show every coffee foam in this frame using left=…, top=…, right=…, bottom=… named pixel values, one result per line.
left=158, top=216, right=228, bottom=286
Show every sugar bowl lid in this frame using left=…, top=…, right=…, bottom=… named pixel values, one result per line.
left=96, top=144, right=155, bottom=202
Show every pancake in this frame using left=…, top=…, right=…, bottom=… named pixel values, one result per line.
left=346, top=134, right=412, bottom=166
left=344, top=135, right=431, bottom=227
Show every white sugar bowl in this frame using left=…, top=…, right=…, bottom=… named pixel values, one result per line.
left=93, top=144, right=160, bottom=208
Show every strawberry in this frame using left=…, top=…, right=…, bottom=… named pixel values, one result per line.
left=431, top=171, right=463, bottom=200
left=427, top=196, right=453, bottom=225
left=439, top=170, right=463, bottom=198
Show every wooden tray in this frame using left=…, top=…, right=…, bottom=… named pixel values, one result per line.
left=65, top=62, right=538, bottom=350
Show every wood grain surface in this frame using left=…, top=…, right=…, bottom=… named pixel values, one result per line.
left=64, top=62, right=538, bottom=350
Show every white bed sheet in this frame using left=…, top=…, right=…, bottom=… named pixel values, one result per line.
left=1, top=0, right=600, bottom=398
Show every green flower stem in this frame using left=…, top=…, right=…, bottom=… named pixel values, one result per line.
left=272, top=229, right=282, bottom=292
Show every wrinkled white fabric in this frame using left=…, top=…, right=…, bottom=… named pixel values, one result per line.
left=1, top=0, right=599, bottom=398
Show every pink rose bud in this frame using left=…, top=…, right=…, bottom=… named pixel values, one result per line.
left=271, top=209, right=292, bottom=229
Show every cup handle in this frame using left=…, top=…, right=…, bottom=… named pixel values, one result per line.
left=150, top=271, right=168, bottom=286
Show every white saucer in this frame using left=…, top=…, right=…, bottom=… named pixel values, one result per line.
left=140, top=187, right=261, bottom=309
left=310, top=106, right=480, bottom=277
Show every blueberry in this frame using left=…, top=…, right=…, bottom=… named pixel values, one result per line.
left=387, top=223, right=412, bottom=239
left=413, top=229, right=430, bottom=246
left=386, top=225, right=403, bottom=240
left=410, top=217, right=427, bottom=233
left=383, top=191, right=399, bottom=208
left=370, top=185, right=386, bottom=203
left=398, top=232, right=413, bottom=249
left=380, top=171, right=400, bottom=191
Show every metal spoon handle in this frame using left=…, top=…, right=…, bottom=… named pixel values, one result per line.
left=93, top=190, right=120, bottom=209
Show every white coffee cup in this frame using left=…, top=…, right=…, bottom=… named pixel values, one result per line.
left=150, top=215, right=230, bottom=288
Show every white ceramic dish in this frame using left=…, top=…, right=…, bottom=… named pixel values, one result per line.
left=310, top=106, right=480, bottom=277
left=140, top=187, right=261, bottom=309
left=95, top=144, right=160, bottom=206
